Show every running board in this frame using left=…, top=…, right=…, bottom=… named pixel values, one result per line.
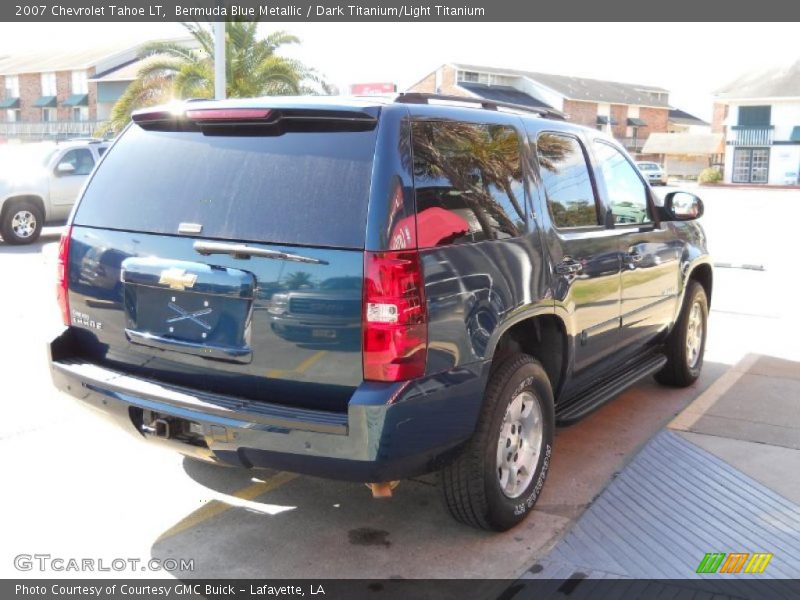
left=555, top=353, right=667, bottom=425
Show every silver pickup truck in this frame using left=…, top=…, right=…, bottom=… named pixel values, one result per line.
left=0, top=139, right=109, bottom=244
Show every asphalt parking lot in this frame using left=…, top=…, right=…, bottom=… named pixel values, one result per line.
left=1, top=183, right=798, bottom=581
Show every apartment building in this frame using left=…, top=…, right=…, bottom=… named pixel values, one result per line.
left=407, top=63, right=673, bottom=157
left=0, top=40, right=187, bottom=142
left=713, top=60, right=800, bottom=186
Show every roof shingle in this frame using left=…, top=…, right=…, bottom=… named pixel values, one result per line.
left=715, top=60, right=800, bottom=99
left=453, top=63, right=671, bottom=107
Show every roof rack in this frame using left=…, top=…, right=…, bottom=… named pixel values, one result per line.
left=394, top=92, right=565, bottom=120
left=59, top=137, right=106, bottom=144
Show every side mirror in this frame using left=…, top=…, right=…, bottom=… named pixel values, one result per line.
left=664, top=191, right=704, bottom=221
left=56, top=162, right=76, bottom=176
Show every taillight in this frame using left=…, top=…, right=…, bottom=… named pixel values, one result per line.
left=56, top=226, right=72, bottom=326
left=363, top=251, right=428, bottom=381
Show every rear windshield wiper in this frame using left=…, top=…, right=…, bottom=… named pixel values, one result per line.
left=193, top=241, right=329, bottom=265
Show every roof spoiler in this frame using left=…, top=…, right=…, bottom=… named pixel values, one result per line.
left=131, top=104, right=379, bottom=131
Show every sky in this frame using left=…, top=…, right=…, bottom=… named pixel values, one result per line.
left=0, top=22, right=797, bottom=121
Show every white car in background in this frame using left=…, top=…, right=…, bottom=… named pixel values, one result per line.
left=636, top=160, right=668, bottom=186
left=0, top=139, right=109, bottom=244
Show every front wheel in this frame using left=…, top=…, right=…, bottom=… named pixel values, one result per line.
left=1, top=201, right=44, bottom=245
left=656, top=281, right=708, bottom=387
left=440, top=354, right=554, bottom=531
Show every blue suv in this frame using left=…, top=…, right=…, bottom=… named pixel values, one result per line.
left=49, top=94, right=712, bottom=530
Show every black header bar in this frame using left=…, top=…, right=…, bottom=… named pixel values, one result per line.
left=3, top=0, right=799, bottom=22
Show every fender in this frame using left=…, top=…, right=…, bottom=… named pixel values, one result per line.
left=672, top=238, right=713, bottom=325
left=0, top=192, right=48, bottom=220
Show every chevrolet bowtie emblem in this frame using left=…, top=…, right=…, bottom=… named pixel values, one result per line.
left=159, top=268, right=198, bottom=291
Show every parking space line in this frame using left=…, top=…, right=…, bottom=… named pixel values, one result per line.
left=295, top=350, right=327, bottom=373
left=266, top=350, right=327, bottom=379
left=157, top=471, right=299, bottom=542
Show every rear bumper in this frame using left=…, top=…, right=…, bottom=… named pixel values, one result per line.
left=49, top=328, right=487, bottom=482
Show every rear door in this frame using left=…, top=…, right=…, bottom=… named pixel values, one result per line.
left=529, top=128, right=622, bottom=375
left=68, top=111, right=379, bottom=412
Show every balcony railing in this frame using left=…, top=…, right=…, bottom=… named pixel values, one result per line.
left=729, top=126, right=774, bottom=146
left=0, top=120, right=106, bottom=141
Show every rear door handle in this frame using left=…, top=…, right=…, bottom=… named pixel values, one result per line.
left=555, top=258, right=583, bottom=276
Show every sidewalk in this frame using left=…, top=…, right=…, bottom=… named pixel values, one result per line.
left=517, top=353, right=800, bottom=594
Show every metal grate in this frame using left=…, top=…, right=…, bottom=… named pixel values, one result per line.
left=530, top=430, right=800, bottom=582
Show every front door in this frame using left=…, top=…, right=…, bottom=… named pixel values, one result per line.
left=732, top=147, right=770, bottom=184
left=591, top=140, right=680, bottom=351
left=49, top=147, right=96, bottom=218
left=532, top=130, right=622, bottom=375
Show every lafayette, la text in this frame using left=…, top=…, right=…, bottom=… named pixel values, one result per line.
left=17, top=583, right=324, bottom=597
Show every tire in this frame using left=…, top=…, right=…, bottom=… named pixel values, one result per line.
left=440, top=354, right=555, bottom=531
left=1, top=200, right=43, bottom=245
left=655, top=281, right=708, bottom=387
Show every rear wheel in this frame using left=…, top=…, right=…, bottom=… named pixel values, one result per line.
left=656, top=281, right=708, bottom=387
left=440, top=354, right=554, bottom=531
left=1, top=200, right=43, bottom=245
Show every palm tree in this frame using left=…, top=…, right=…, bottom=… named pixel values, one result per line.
left=100, top=21, right=331, bottom=134
left=284, top=271, right=313, bottom=290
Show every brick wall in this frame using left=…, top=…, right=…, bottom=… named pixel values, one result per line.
left=87, top=67, right=97, bottom=120
left=611, top=104, right=627, bottom=138
left=639, top=106, right=669, bottom=134
left=56, top=71, right=71, bottom=121
left=1, top=68, right=99, bottom=123
left=409, top=71, right=437, bottom=93
left=407, top=65, right=473, bottom=97
left=410, top=72, right=436, bottom=93
left=711, top=102, right=728, bottom=134
left=19, top=73, right=41, bottom=122
left=563, top=99, right=599, bottom=128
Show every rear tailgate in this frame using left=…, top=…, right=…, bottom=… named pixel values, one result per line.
left=66, top=110, right=378, bottom=412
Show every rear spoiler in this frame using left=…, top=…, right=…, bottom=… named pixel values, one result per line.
left=131, top=105, right=379, bottom=132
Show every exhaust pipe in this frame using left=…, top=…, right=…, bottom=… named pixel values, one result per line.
left=366, top=481, right=399, bottom=498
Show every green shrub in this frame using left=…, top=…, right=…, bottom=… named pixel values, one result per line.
left=698, top=167, right=723, bottom=184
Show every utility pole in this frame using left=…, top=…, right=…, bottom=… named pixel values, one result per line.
left=214, top=20, right=226, bottom=100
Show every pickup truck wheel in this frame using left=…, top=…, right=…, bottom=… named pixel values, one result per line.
left=1, top=201, right=43, bottom=245
left=656, top=281, right=708, bottom=387
left=440, top=354, right=554, bottom=531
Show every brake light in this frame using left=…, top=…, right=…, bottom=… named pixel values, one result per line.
left=56, top=226, right=72, bottom=326
left=185, top=108, right=272, bottom=121
left=363, top=251, right=428, bottom=381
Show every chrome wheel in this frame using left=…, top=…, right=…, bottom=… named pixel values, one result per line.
left=496, top=390, right=543, bottom=498
left=11, top=210, right=37, bottom=239
left=685, top=301, right=704, bottom=369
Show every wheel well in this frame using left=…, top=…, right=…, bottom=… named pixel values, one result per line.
left=491, top=315, right=566, bottom=398
left=1, top=195, right=46, bottom=223
left=689, top=263, right=713, bottom=306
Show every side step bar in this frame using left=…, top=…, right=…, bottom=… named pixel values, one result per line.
left=555, top=353, right=668, bottom=425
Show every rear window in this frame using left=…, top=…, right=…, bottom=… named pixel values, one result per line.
left=74, top=125, right=378, bottom=248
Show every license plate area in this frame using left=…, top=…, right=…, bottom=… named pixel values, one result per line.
left=121, top=258, right=255, bottom=363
